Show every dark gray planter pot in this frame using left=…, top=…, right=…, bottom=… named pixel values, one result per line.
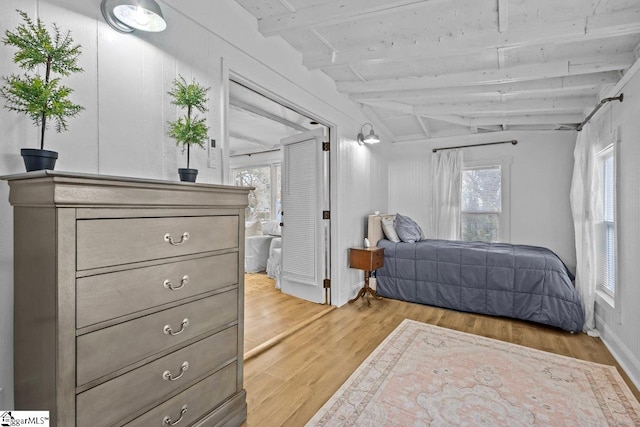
left=178, top=168, right=198, bottom=182
left=21, top=148, right=58, bottom=172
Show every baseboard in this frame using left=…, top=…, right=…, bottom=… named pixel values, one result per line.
left=337, top=280, right=364, bottom=306
left=595, top=313, right=640, bottom=391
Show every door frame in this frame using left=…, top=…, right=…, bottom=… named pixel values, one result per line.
left=222, top=62, right=338, bottom=305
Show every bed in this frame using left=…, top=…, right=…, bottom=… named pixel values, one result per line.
left=367, top=215, right=585, bottom=332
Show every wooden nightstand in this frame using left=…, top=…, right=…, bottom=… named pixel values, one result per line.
left=348, top=247, right=384, bottom=305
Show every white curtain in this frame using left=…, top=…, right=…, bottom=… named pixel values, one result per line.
left=570, top=126, right=612, bottom=336
left=431, top=149, right=463, bottom=240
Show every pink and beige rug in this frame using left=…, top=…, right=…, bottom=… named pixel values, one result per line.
left=307, top=319, right=640, bottom=426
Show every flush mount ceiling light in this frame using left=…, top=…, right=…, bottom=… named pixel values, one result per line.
left=101, top=0, right=167, bottom=33
left=357, top=123, right=380, bottom=145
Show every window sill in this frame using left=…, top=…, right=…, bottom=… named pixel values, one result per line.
left=595, top=289, right=615, bottom=309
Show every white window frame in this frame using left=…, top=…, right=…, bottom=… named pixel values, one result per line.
left=461, top=157, right=511, bottom=243
left=231, top=162, right=281, bottom=221
left=591, top=130, right=623, bottom=327
left=595, top=144, right=617, bottom=307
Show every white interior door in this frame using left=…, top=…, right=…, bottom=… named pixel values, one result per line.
left=280, top=128, right=329, bottom=304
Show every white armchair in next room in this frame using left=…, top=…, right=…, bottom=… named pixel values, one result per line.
left=244, top=220, right=281, bottom=273
left=266, top=237, right=282, bottom=289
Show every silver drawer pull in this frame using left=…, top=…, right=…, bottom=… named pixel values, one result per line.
left=162, top=361, right=189, bottom=381
left=163, top=318, right=189, bottom=336
left=162, top=404, right=188, bottom=426
left=164, top=232, right=189, bottom=246
left=163, top=275, right=189, bottom=291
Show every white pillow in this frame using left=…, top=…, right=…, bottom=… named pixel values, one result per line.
left=394, top=213, right=422, bottom=243
left=381, top=216, right=400, bottom=243
left=245, top=220, right=262, bottom=237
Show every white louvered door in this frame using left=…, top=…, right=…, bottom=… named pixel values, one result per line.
left=280, top=128, right=328, bottom=304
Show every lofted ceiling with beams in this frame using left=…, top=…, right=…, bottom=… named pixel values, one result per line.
left=232, top=0, right=640, bottom=143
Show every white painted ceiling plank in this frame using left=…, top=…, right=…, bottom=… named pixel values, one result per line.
left=348, top=66, right=368, bottom=83
left=337, top=55, right=633, bottom=93
left=348, top=73, right=620, bottom=101
left=416, top=116, right=432, bottom=138
left=421, top=114, right=473, bottom=127
left=364, top=97, right=593, bottom=116
left=601, top=56, right=640, bottom=98
left=258, top=0, right=450, bottom=36
left=309, top=28, right=339, bottom=54
left=498, top=0, right=508, bottom=33
left=277, top=0, right=296, bottom=13
left=303, top=8, right=640, bottom=70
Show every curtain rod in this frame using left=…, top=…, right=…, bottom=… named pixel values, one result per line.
left=432, top=139, right=517, bottom=153
left=576, top=93, right=623, bottom=132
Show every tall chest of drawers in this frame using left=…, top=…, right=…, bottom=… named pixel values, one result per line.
left=4, top=171, right=250, bottom=427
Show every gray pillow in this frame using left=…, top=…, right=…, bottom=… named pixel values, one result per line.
left=395, top=213, right=422, bottom=243
left=381, top=216, right=400, bottom=243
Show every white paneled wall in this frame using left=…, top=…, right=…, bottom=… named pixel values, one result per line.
left=0, top=0, right=387, bottom=407
left=388, top=144, right=432, bottom=234
left=387, top=131, right=577, bottom=270
left=590, top=70, right=640, bottom=390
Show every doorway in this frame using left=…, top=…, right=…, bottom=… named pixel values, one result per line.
left=226, top=79, right=333, bottom=357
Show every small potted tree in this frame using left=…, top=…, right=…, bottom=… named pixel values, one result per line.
left=0, top=10, right=84, bottom=172
left=167, top=75, right=210, bottom=182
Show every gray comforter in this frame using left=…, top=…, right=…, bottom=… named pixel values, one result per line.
left=376, top=239, right=584, bottom=332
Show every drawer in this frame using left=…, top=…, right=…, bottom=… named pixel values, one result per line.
left=77, top=290, right=238, bottom=386
left=77, top=327, right=237, bottom=427
left=349, top=248, right=384, bottom=270
left=372, top=250, right=384, bottom=269
left=77, top=216, right=239, bottom=270
left=77, top=253, right=238, bottom=328
left=124, top=362, right=237, bottom=427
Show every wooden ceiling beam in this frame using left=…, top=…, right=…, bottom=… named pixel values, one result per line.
left=303, top=8, right=640, bottom=70
left=365, top=97, right=593, bottom=116
left=412, top=98, right=593, bottom=115
left=416, top=116, right=432, bottom=138
left=348, top=73, right=620, bottom=101
left=337, top=53, right=633, bottom=93
left=258, top=0, right=446, bottom=36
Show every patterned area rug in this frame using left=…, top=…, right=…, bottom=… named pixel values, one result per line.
left=307, top=319, right=640, bottom=426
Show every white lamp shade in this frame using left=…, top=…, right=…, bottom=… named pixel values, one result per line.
left=363, top=129, right=380, bottom=144
left=102, top=0, right=167, bottom=33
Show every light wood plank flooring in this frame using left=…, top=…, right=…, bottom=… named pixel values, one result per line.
left=244, top=273, right=331, bottom=355
left=242, top=295, right=640, bottom=426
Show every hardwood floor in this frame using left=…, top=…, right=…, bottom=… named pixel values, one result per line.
left=242, top=296, right=640, bottom=426
left=244, top=273, right=332, bottom=356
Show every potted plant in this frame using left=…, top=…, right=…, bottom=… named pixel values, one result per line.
left=0, top=10, right=84, bottom=172
left=167, top=75, right=210, bottom=182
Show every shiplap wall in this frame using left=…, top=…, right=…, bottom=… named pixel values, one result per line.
left=388, top=131, right=577, bottom=270
left=0, top=0, right=388, bottom=408
left=590, top=71, right=640, bottom=389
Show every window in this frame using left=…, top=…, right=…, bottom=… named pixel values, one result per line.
left=461, top=166, right=502, bottom=242
left=600, top=146, right=616, bottom=297
left=233, top=164, right=281, bottom=221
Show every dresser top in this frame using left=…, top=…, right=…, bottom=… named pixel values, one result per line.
left=3, top=170, right=251, bottom=208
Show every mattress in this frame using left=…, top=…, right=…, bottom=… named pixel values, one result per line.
left=376, top=239, right=584, bottom=332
